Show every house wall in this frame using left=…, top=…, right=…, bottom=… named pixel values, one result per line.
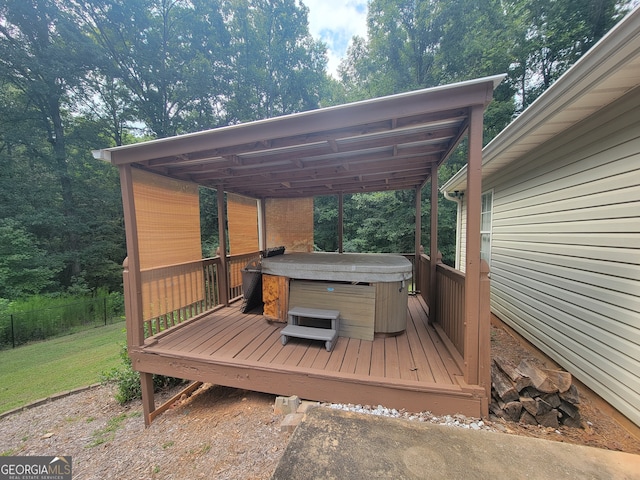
left=481, top=86, right=640, bottom=426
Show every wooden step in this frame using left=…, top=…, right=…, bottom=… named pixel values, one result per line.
left=280, top=325, right=338, bottom=352
left=287, top=306, right=340, bottom=320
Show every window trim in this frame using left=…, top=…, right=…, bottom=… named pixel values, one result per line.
left=480, top=189, right=493, bottom=266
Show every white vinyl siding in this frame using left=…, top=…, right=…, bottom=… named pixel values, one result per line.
left=483, top=86, right=640, bottom=427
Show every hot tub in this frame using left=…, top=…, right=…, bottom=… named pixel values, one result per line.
left=261, top=253, right=412, bottom=340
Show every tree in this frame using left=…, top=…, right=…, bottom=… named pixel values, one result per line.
left=0, top=220, right=59, bottom=298
left=509, top=0, right=626, bottom=109
left=223, top=0, right=329, bottom=122
left=0, top=0, right=99, bottom=285
left=348, top=191, right=417, bottom=253
left=78, top=0, right=232, bottom=137
left=339, top=0, right=444, bottom=99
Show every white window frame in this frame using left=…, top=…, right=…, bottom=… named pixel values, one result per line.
left=480, top=190, right=493, bottom=266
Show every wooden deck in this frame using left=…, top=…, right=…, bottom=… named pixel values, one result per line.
left=130, top=295, right=488, bottom=417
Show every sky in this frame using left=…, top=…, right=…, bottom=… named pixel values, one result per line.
left=303, top=0, right=369, bottom=78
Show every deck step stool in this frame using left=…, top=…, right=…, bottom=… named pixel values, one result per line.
left=281, top=306, right=340, bottom=352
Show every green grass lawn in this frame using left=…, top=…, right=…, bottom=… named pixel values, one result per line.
left=0, top=322, right=126, bottom=414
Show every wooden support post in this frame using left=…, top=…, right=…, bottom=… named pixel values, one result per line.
left=463, top=104, right=484, bottom=385
left=414, top=186, right=422, bottom=293
left=338, top=193, right=344, bottom=253
left=122, top=258, right=134, bottom=348
left=217, top=186, right=229, bottom=306
left=258, top=198, right=266, bottom=251
left=119, top=165, right=144, bottom=347
left=478, top=259, right=491, bottom=416
left=429, top=166, right=438, bottom=325
left=140, top=372, right=155, bottom=427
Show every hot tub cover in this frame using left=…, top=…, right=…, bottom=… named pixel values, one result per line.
left=261, top=253, right=412, bottom=283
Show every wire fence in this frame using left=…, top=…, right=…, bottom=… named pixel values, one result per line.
left=0, top=296, right=125, bottom=350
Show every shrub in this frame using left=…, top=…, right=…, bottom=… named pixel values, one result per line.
left=101, top=344, right=183, bottom=404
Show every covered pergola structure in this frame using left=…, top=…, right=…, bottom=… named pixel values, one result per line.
left=94, top=74, right=504, bottom=425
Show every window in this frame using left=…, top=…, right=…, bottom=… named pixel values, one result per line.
left=480, top=190, right=493, bottom=265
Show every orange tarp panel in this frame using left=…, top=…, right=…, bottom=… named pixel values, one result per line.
left=265, top=197, right=313, bottom=252
left=132, top=169, right=204, bottom=320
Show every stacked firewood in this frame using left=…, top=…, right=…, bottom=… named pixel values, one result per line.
left=490, top=356, right=582, bottom=428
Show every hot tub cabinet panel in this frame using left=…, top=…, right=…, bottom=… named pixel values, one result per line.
left=262, top=253, right=412, bottom=340
left=375, top=281, right=409, bottom=335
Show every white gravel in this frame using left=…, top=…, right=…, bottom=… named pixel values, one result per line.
left=324, top=402, right=498, bottom=432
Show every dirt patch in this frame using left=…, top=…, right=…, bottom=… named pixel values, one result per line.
left=0, top=384, right=288, bottom=479
left=490, top=322, right=640, bottom=455
left=1, top=323, right=638, bottom=479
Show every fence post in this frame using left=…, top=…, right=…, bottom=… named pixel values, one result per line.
left=104, top=297, right=108, bottom=326
left=11, top=314, right=15, bottom=349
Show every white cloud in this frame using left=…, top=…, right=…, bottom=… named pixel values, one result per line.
left=303, top=0, right=368, bottom=77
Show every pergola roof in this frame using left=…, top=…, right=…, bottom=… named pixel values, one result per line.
left=93, top=75, right=504, bottom=199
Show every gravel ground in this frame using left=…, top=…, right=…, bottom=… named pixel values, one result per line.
left=1, top=323, right=639, bottom=479
left=0, top=384, right=288, bottom=480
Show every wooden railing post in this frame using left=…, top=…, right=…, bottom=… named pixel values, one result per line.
left=123, top=257, right=144, bottom=347
left=217, top=186, right=229, bottom=306
left=477, top=259, right=491, bottom=416
left=419, top=249, right=431, bottom=310
left=430, top=251, right=442, bottom=325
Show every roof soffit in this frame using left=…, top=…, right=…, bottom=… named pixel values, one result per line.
left=93, top=75, right=505, bottom=198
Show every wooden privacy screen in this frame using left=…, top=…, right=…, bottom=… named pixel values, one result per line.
left=227, top=193, right=259, bottom=255
left=132, top=168, right=204, bottom=320
left=265, top=197, right=314, bottom=252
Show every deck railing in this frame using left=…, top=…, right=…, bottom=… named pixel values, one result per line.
left=227, top=253, right=261, bottom=301
left=436, top=262, right=466, bottom=356
left=123, top=252, right=261, bottom=343
left=414, top=253, right=491, bottom=394
left=418, top=254, right=431, bottom=308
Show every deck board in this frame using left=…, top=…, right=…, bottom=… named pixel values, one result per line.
left=407, top=299, right=454, bottom=383
left=234, top=322, right=278, bottom=360
left=297, top=341, right=321, bottom=368
left=353, top=340, right=372, bottom=376
left=324, top=336, right=349, bottom=372
left=404, top=307, right=436, bottom=383
left=340, top=338, right=361, bottom=375
left=396, top=329, right=419, bottom=381
left=138, top=296, right=485, bottom=417
left=384, top=336, right=400, bottom=379
left=369, top=338, right=385, bottom=377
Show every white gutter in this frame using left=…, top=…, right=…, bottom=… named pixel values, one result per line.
left=91, top=149, right=111, bottom=162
